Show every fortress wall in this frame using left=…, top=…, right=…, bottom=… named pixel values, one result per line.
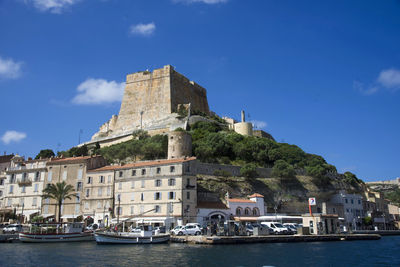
left=115, top=66, right=173, bottom=133
left=170, top=70, right=210, bottom=114
left=194, top=162, right=272, bottom=177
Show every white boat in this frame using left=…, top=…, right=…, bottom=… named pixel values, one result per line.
left=94, top=225, right=170, bottom=244
left=19, top=223, right=94, bottom=243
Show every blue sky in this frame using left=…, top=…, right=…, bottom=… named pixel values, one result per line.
left=1, top=0, right=399, bottom=181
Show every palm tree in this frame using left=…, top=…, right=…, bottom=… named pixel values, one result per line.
left=42, top=181, right=76, bottom=223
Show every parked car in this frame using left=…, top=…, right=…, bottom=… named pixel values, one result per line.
left=261, top=222, right=289, bottom=235
left=283, top=223, right=299, bottom=234
left=251, top=223, right=274, bottom=235
left=245, top=224, right=254, bottom=236
left=171, top=225, right=202, bottom=236
left=154, top=226, right=166, bottom=234
left=2, top=224, right=23, bottom=234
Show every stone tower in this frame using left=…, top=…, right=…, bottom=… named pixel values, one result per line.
left=234, top=110, right=253, bottom=136
left=168, top=131, right=192, bottom=159
left=90, top=65, right=210, bottom=145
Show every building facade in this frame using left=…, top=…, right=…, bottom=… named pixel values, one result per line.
left=112, top=157, right=197, bottom=229
left=3, top=155, right=48, bottom=222
left=42, top=156, right=106, bottom=221
left=330, top=191, right=364, bottom=230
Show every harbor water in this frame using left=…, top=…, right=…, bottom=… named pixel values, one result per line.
left=1, top=236, right=399, bottom=266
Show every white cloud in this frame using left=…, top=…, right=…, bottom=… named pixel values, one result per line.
left=377, top=68, right=400, bottom=91
left=0, top=56, right=23, bottom=79
left=355, top=68, right=400, bottom=95
left=130, top=22, right=156, bottom=36
left=173, top=0, right=228, bottom=4
left=353, top=81, right=378, bottom=96
left=250, top=120, right=267, bottom=129
left=72, top=78, right=125, bottom=105
left=27, top=0, right=80, bottom=14
left=1, top=131, right=27, bottom=144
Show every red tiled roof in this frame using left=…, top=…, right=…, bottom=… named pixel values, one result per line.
left=47, top=156, right=102, bottom=165
left=88, top=157, right=196, bottom=173
left=197, top=201, right=229, bottom=209
left=229, top=198, right=255, bottom=203
left=249, top=193, right=264, bottom=198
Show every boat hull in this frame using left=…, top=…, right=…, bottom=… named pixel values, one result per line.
left=94, top=232, right=170, bottom=244
left=19, top=232, right=94, bottom=243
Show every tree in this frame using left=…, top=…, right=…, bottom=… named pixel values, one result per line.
left=271, top=160, right=296, bottom=178
left=42, top=182, right=76, bottom=222
left=240, top=163, right=258, bottom=178
left=35, top=149, right=55, bottom=159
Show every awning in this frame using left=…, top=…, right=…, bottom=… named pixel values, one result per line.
left=234, top=216, right=259, bottom=222
left=257, top=215, right=303, bottom=221
left=18, top=210, right=39, bottom=216
left=61, top=214, right=79, bottom=219
left=41, top=214, right=55, bottom=218
left=111, top=217, right=175, bottom=224
left=0, top=208, right=13, bottom=213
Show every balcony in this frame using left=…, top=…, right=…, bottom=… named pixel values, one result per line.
left=18, top=179, right=32, bottom=186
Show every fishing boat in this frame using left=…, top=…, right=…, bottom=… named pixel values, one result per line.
left=94, top=225, right=170, bottom=244
left=19, top=222, right=94, bottom=243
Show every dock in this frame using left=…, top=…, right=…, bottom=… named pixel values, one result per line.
left=352, top=230, right=400, bottom=236
left=171, top=234, right=381, bottom=245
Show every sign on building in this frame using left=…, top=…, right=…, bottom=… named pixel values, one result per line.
left=308, top=197, right=316, bottom=206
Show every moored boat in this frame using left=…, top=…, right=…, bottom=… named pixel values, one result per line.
left=94, top=225, right=170, bottom=244
left=19, top=222, right=94, bottom=243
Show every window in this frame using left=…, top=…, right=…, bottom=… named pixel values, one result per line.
left=141, top=180, right=145, bottom=188
left=34, top=183, right=39, bottom=192
left=85, top=202, right=89, bottom=210
left=86, top=189, right=90, bottom=197
left=252, top=208, right=259, bottom=216
left=20, top=198, right=24, bottom=206
left=186, top=191, right=190, bottom=200
left=168, top=192, right=176, bottom=200
left=186, top=164, right=190, bottom=172
left=141, top=169, right=146, bottom=175
left=156, top=167, right=161, bottom=174
left=168, top=178, right=176, bottom=186
left=97, top=201, right=102, bottom=209
left=0, top=190, right=2, bottom=197
left=141, top=193, right=144, bottom=201
left=245, top=208, right=251, bottom=215
left=99, top=176, right=105, bottom=183
left=345, top=198, right=348, bottom=204
left=168, top=203, right=174, bottom=213
left=47, top=171, right=52, bottom=182
left=155, top=205, right=160, bottom=213
left=116, top=207, right=123, bottom=215
left=0, top=179, right=4, bottom=185
left=77, top=182, right=82, bottom=191
left=22, top=185, right=26, bottom=193
left=130, top=206, right=134, bottom=215
left=34, top=172, right=40, bottom=182
left=236, top=207, right=242, bottom=215
left=346, top=208, right=350, bottom=213
left=75, top=204, right=80, bottom=214
left=76, top=193, right=80, bottom=203
left=45, top=198, right=50, bottom=204
left=77, top=169, right=83, bottom=180
left=131, top=181, right=135, bottom=189
left=107, top=187, right=111, bottom=196
left=10, top=174, right=16, bottom=183
left=98, top=188, right=103, bottom=196
left=170, top=166, right=175, bottom=173
left=351, top=199, right=354, bottom=204
left=333, top=208, right=336, bottom=213
left=118, top=182, right=122, bottom=190
left=62, top=171, right=67, bottom=181
left=7, top=198, right=12, bottom=207
left=117, top=194, right=121, bottom=202
left=187, top=178, right=190, bottom=186
left=132, top=170, right=136, bottom=176
left=185, top=205, right=190, bottom=212
left=358, top=199, right=361, bottom=205
left=87, top=176, right=92, bottom=184
left=155, top=192, right=161, bottom=200
left=33, top=197, right=37, bottom=206
left=155, top=179, right=161, bottom=187
left=22, top=172, right=27, bottom=181
left=131, top=193, right=134, bottom=201
left=119, top=171, right=123, bottom=177
left=107, top=175, right=112, bottom=183
left=9, top=185, right=14, bottom=194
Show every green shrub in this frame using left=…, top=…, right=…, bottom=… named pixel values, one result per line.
left=271, top=160, right=296, bottom=178
left=240, top=163, right=258, bottom=178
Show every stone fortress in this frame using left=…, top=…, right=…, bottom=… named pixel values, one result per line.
left=84, top=65, right=273, bottom=148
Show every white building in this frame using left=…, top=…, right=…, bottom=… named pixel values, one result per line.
left=330, top=191, right=363, bottom=230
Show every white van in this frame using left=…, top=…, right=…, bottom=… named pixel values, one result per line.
left=260, top=222, right=289, bottom=235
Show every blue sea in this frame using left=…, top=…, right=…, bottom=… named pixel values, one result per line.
left=1, top=236, right=399, bottom=266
